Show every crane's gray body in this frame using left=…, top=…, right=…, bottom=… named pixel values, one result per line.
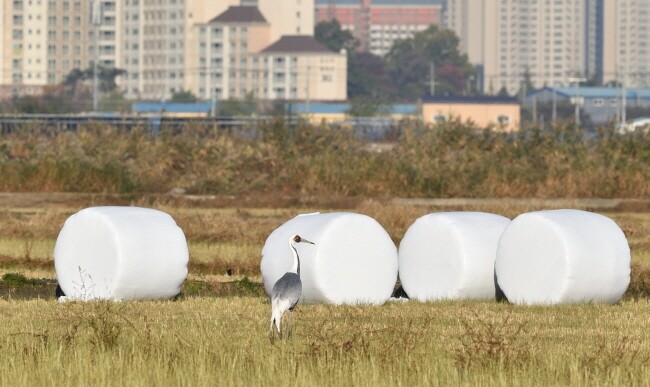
left=272, top=272, right=302, bottom=311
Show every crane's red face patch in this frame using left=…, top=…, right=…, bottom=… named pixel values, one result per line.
left=293, top=235, right=301, bottom=243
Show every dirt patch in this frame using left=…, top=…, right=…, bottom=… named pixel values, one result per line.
left=0, top=275, right=58, bottom=300
left=0, top=274, right=266, bottom=300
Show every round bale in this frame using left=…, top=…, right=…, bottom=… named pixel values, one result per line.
left=260, top=212, right=398, bottom=305
left=398, top=212, right=510, bottom=301
left=495, top=209, right=631, bottom=305
left=54, top=206, right=189, bottom=301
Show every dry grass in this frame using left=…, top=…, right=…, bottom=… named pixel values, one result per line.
left=1, top=194, right=650, bottom=295
left=2, top=122, right=650, bottom=198
left=0, top=298, right=648, bottom=386
left=0, top=194, right=649, bottom=385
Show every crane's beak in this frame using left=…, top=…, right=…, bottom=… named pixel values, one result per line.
left=301, top=238, right=315, bottom=245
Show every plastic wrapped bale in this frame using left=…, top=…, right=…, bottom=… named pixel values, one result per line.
left=54, top=207, right=189, bottom=301
left=398, top=212, right=510, bottom=301
left=495, top=209, right=631, bottom=305
left=260, top=212, right=398, bottom=305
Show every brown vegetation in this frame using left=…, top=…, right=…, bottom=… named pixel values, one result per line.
left=1, top=120, right=649, bottom=198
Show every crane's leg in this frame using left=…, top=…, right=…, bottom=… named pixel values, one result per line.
left=285, top=310, right=296, bottom=339
left=269, top=317, right=275, bottom=340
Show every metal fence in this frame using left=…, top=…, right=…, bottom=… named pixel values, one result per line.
left=0, top=114, right=407, bottom=140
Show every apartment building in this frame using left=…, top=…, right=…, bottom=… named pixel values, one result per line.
left=257, top=0, right=315, bottom=41
left=0, top=3, right=4, bottom=95
left=0, top=0, right=120, bottom=99
left=257, top=35, right=347, bottom=101
left=444, top=0, right=587, bottom=95
left=600, top=0, right=650, bottom=88
left=197, top=6, right=346, bottom=101
left=315, top=0, right=442, bottom=56
left=1, top=0, right=46, bottom=97
left=122, top=0, right=315, bottom=100
left=121, top=0, right=191, bottom=99
left=196, top=6, right=271, bottom=100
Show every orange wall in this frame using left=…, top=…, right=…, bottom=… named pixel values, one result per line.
left=422, top=102, right=520, bottom=131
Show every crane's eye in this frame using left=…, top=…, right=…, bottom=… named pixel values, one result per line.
left=293, top=235, right=301, bottom=243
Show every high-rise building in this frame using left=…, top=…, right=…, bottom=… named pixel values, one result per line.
left=121, top=0, right=196, bottom=100
left=601, top=0, right=650, bottom=88
left=0, top=3, right=4, bottom=95
left=122, top=0, right=315, bottom=101
left=444, top=0, right=588, bottom=95
left=258, top=0, right=315, bottom=41
left=586, top=0, right=604, bottom=83
left=0, top=0, right=120, bottom=99
left=315, top=0, right=442, bottom=56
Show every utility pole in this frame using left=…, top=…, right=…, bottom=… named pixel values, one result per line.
left=429, top=62, right=435, bottom=96
left=211, top=87, right=217, bottom=117
left=568, top=76, right=586, bottom=127
left=91, top=0, right=101, bottom=112
left=306, top=64, right=311, bottom=115
left=552, top=85, right=557, bottom=123
left=621, top=74, right=627, bottom=126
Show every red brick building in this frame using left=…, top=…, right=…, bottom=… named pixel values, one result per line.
left=315, top=0, right=442, bottom=56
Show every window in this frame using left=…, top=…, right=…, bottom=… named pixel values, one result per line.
left=433, top=113, right=448, bottom=124
left=593, top=98, right=604, bottom=107
left=497, top=115, right=510, bottom=125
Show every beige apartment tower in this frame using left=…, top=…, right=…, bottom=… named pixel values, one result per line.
left=444, top=0, right=587, bottom=95
left=0, top=0, right=120, bottom=99
left=257, top=0, right=315, bottom=41
left=601, top=0, right=650, bottom=88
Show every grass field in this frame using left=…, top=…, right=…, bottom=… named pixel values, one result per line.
left=0, top=193, right=649, bottom=386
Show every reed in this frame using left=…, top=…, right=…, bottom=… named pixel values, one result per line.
left=2, top=121, right=649, bottom=198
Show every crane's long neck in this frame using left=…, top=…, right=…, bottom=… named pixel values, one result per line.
left=289, top=242, right=300, bottom=276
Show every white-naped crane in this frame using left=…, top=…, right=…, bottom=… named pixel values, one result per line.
left=269, top=234, right=314, bottom=338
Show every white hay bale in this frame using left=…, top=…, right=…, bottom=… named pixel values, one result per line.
left=495, top=209, right=631, bottom=305
left=54, top=207, right=189, bottom=301
left=260, top=212, right=398, bottom=305
left=398, top=212, right=510, bottom=301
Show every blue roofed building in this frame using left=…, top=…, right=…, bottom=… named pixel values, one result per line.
left=526, top=87, right=650, bottom=125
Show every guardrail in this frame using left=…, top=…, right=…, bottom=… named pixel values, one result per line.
left=0, top=114, right=405, bottom=140
left=0, top=114, right=300, bottom=134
